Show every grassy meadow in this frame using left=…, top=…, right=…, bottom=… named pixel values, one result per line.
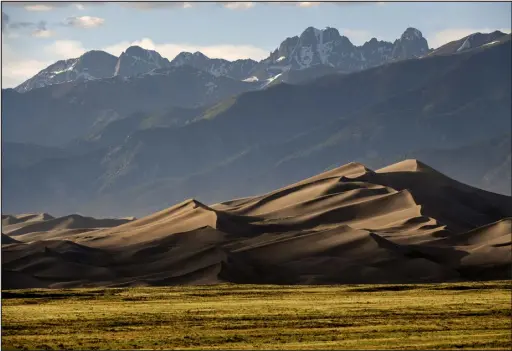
left=2, top=281, right=511, bottom=350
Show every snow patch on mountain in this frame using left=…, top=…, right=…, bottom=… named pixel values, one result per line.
left=483, top=40, right=500, bottom=46
left=457, top=37, right=472, bottom=52
left=243, top=76, right=259, bottom=82
left=261, top=72, right=283, bottom=89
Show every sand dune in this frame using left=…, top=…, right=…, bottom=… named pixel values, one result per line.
left=4, top=214, right=133, bottom=237
left=2, top=213, right=55, bottom=233
left=2, top=159, right=511, bottom=289
left=2, top=213, right=54, bottom=225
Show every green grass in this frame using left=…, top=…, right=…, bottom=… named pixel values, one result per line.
left=2, top=281, right=511, bottom=350
left=199, top=96, right=237, bottom=120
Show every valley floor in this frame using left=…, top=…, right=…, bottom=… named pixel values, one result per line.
left=2, top=281, right=511, bottom=350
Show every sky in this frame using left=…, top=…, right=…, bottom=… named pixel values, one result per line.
left=2, top=1, right=511, bottom=88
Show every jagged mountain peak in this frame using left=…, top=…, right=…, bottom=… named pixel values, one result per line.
left=392, top=27, right=429, bottom=59
left=400, top=27, right=424, bottom=40
left=300, top=26, right=321, bottom=37
left=172, top=51, right=194, bottom=62
left=193, top=51, right=208, bottom=59
left=76, top=50, right=117, bottom=67
left=298, top=26, right=347, bottom=45
left=124, top=45, right=155, bottom=55
left=247, top=26, right=433, bottom=85
left=300, top=26, right=340, bottom=37
left=120, top=46, right=169, bottom=66
left=303, top=25, right=319, bottom=32
left=115, top=46, right=171, bottom=77
left=362, top=37, right=389, bottom=47
left=338, top=34, right=355, bottom=46
left=172, top=51, right=210, bottom=61
left=80, top=50, right=115, bottom=58
left=323, top=27, right=342, bottom=41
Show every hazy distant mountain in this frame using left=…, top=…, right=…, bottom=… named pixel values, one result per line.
left=73, top=106, right=203, bottom=151
left=3, top=65, right=258, bottom=146
left=3, top=38, right=509, bottom=217
left=1, top=142, right=74, bottom=169
left=15, top=50, right=117, bottom=93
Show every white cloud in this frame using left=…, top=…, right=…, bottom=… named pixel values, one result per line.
left=64, top=16, right=105, bottom=28
left=120, top=1, right=326, bottom=10
left=103, top=37, right=269, bottom=61
left=1, top=42, right=53, bottom=87
left=430, top=28, right=512, bottom=49
left=45, top=40, right=87, bottom=57
left=260, top=1, right=329, bottom=6
left=298, top=2, right=322, bottom=8
left=5, top=2, right=104, bottom=11
left=2, top=59, right=52, bottom=86
left=23, top=4, right=53, bottom=11
left=3, top=37, right=90, bottom=87
left=4, top=1, right=334, bottom=12
left=221, top=2, right=255, bottom=10
left=120, top=2, right=193, bottom=10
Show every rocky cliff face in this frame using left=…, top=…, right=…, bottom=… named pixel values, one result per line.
left=391, top=27, right=429, bottom=59
left=246, top=26, right=430, bottom=84
left=263, top=26, right=428, bottom=72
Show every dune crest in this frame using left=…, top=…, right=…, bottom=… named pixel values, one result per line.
left=3, top=160, right=511, bottom=289
left=376, top=159, right=438, bottom=174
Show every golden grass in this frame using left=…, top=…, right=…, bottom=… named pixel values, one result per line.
left=2, top=281, right=511, bottom=350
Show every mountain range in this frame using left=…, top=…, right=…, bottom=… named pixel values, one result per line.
left=16, top=26, right=496, bottom=94
left=2, top=30, right=510, bottom=217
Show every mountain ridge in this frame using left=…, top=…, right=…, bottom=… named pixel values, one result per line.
left=11, top=26, right=442, bottom=92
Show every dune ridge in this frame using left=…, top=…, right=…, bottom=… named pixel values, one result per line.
left=2, top=159, right=511, bottom=289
